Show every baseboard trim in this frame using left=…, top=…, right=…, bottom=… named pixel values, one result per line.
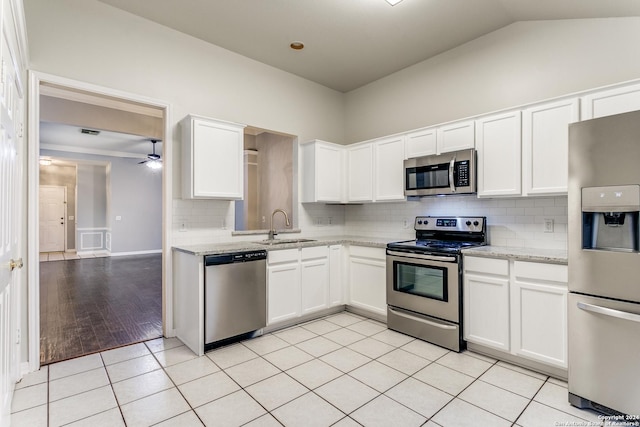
left=110, top=249, right=162, bottom=257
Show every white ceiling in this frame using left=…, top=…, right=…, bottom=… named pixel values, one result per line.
left=97, top=0, right=640, bottom=92
left=40, top=121, right=162, bottom=159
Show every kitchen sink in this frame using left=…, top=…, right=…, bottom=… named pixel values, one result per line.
left=255, top=238, right=316, bottom=246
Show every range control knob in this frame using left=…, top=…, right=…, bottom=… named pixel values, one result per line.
left=417, top=220, right=422, bottom=225
left=465, top=220, right=472, bottom=226
left=473, top=221, right=479, bottom=226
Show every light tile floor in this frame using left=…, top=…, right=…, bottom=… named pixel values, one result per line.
left=11, top=311, right=604, bottom=427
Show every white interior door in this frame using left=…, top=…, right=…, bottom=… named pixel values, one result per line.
left=39, top=185, right=66, bottom=252
left=0, top=0, right=25, bottom=422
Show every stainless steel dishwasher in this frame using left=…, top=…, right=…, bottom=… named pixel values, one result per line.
left=204, top=250, right=267, bottom=351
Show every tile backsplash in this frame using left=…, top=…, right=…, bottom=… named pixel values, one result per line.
left=172, top=195, right=568, bottom=250
left=344, top=195, right=568, bottom=250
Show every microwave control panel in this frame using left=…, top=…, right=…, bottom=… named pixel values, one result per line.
left=454, top=160, right=470, bottom=187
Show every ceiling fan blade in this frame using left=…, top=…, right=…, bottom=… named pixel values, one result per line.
left=138, top=160, right=148, bottom=164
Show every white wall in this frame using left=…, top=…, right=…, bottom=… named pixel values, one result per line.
left=23, top=0, right=346, bottom=244
left=345, top=18, right=640, bottom=143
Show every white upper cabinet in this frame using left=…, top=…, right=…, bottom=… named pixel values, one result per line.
left=300, top=140, right=344, bottom=203
left=436, top=119, right=475, bottom=153
left=347, top=143, right=374, bottom=202
left=181, top=115, right=245, bottom=199
left=581, top=82, right=640, bottom=120
left=405, top=127, right=437, bottom=158
left=374, top=135, right=405, bottom=201
left=347, top=136, right=405, bottom=203
left=476, top=111, right=522, bottom=197
left=522, top=98, right=580, bottom=196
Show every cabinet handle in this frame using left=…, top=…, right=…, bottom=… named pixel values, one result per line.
left=577, top=301, right=640, bottom=324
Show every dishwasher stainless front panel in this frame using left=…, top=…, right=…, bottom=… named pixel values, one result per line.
left=205, top=254, right=267, bottom=346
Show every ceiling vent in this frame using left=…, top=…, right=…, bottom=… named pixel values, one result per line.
left=80, top=128, right=101, bottom=135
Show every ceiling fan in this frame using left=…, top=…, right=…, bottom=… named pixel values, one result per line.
left=138, top=139, right=162, bottom=169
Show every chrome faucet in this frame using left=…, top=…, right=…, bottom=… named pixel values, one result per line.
left=269, top=209, right=290, bottom=240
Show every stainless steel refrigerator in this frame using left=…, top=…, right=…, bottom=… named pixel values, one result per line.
left=568, top=110, right=640, bottom=415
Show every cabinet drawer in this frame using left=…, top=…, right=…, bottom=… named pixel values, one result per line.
left=464, top=256, right=508, bottom=276
left=349, top=245, right=385, bottom=260
left=514, top=261, right=567, bottom=283
left=301, top=245, right=329, bottom=261
left=268, top=248, right=299, bottom=264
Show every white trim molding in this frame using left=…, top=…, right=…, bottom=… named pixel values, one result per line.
left=27, top=71, right=173, bottom=374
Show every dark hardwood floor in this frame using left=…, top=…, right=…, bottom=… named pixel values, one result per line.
left=39, top=254, right=163, bottom=365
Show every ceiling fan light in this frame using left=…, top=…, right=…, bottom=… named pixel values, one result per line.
left=146, top=160, right=162, bottom=170
left=385, top=0, right=403, bottom=5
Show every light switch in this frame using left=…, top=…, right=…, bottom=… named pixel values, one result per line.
left=116, top=215, right=122, bottom=221
left=68, top=216, right=74, bottom=221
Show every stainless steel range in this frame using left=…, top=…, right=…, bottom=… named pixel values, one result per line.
left=386, top=216, right=487, bottom=352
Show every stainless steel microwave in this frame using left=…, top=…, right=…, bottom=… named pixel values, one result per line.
left=404, top=149, right=476, bottom=197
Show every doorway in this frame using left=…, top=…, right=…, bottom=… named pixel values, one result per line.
left=27, top=73, right=173, bottom=368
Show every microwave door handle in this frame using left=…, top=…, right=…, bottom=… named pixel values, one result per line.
left=449, top=157, right=456, bottom=193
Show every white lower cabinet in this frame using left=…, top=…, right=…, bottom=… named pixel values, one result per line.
left=464, top=256, right=568, bottom=370
left=511, top=261, right=568, bottom=369
left=267, top=245, right=341, bottom=326
left=267, top=249, right=301, bottom=325
left=328, top=245, right=344, bottom=307
left=347, top=246, right=387, bottom=317
left=463, top=257, right=510, bottom=351
left=301, top=246, right=330, bottom=315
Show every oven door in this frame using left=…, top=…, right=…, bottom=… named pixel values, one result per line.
left=386, top=249, right=460, bottom=323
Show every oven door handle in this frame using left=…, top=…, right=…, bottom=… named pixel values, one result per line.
left=577, top=302, right=640, bottom=323
left=449, top=157, right=456, bottom=193
left=389, top=307, right=457, bottom=330
left=387, top=250, right=457, bottom=263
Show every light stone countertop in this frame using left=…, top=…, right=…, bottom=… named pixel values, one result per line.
left=462, top=245, right=568, bottom=264
left=172, top=235, right=394, bottom=256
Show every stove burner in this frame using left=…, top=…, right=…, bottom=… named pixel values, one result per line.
left=416, top=240, right=477, bottom=249
left=387, top=216, right=487, bottom=254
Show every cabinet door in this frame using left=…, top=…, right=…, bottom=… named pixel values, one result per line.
left=316, top=143, right=344, bottom=202
left=347, top=143, right=374, bottom=202
left=301, top=258, right=329, bottom=315
left=348, top=256, right=386, bottom=316
left=522, top=99, right=579, bottom=196
left=476, top=111, right=522, bottom=197
left=329, top=245, right=343, bottom=307
left=511, top=261, right=568, bottom=368
left=267, top=263, right=301, bottom=325
left=463, top=272, right=510, bottom=351
left=405, top=128, right=437, bottom=158
left=582, top=82, right=640, bottom=120
left=301, top=141, right=344, bottom=203
left=511, top=280, right=568, bottom=368
left=183, top=116, right=245, bottom=199
left=374, top=136, right=405, bottom=201
left=437, top=120, right=475, bottom=153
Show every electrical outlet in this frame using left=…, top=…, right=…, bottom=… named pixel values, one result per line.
left=544, top=218, right=554, bottom=233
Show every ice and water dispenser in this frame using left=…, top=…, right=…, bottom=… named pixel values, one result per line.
left=582, top=185, right=640, bottom=252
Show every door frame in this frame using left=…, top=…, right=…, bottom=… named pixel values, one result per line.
left=27, top=71, right=174, bottom=372
left=38, top=185, right=67, bottom=253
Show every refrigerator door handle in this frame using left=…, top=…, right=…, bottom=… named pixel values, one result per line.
left=577, top=301, right=640, bottom=323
